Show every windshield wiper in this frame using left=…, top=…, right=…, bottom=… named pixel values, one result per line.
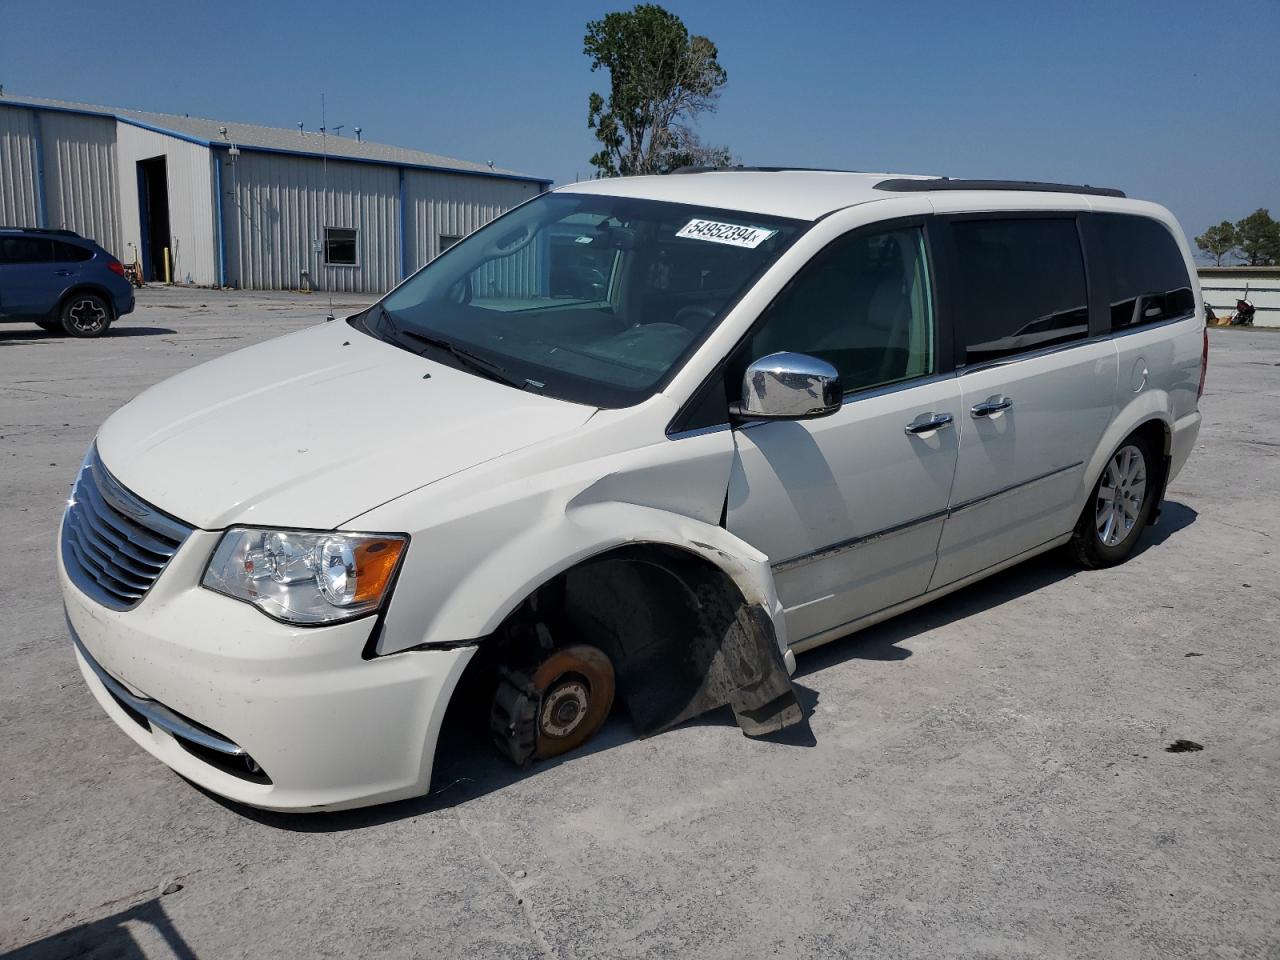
left=369, top=305, right=536, bottom=391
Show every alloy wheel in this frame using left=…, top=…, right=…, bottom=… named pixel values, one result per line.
left=1096, top=444, right=1147, bottom=547
left=67, top=297, right=108, bottom=334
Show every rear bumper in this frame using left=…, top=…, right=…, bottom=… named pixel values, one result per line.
left=110, top=283, right=135, bottom=317
left=60, top=528, right=477, bottom=812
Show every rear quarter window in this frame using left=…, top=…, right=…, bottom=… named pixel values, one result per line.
left=52, top=241, right=94, bottom=263
left=1093, top=214, right=1194, bottom=331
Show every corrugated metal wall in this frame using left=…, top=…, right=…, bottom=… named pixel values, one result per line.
left=403, top=169, right=541, bottom=271
left=0, top=105, right=42, bottom=227
left=221, top=151, right=399, bottom=293
left=3, top=100, right=546, bottom=292
left=116, top=123, right=218, bottom=285
left=40, top=112, right=120, bottom=255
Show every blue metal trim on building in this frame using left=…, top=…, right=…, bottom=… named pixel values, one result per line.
left=2, top=99, right=552, bottom=184
left=30, top=109, right=49, bottom=227
left=398, top=167, right=408, bottom=281
left=213, top=154, right=227, bottom=287
left=206, top=140, right=552, bottom=186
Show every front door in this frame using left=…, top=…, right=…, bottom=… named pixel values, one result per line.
left=726, top=220, right=961, bottom=649
left=930, top=215, right=1118, bottom=588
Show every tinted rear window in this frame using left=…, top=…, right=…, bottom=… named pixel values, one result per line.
left=951, top=218, right=1089, bottom=363
left=0, top=236, right=52, bottom=265
left=1093, top=214, right=1194, bottom=330
left=52, top=240, right=94, bottom=263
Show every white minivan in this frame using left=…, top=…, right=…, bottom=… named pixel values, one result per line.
left=59, top=170, right=1207, bottom=811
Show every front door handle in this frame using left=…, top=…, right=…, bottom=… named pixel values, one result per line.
left=970, top=395, right=1013, bottom=418
left=904, top=412, right=954, bottom=435
left=55, top=269, right=73, bottom=277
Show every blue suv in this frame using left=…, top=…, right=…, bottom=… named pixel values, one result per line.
left=0, top=228, right=135, bottom=337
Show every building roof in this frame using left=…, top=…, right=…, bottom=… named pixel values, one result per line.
left=0, top=92, right=551, bottom=185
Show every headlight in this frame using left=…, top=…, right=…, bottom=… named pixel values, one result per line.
left=202, top=528, right=407, bottom=625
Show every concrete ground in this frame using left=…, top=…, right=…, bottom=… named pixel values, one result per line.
left=1, top=288, right=1277, bottom=960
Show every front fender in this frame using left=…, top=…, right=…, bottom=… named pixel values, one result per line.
left=392, top=498, right=788, bottom=656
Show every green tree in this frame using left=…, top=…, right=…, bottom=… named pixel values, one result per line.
left=1234, top=209, right=1280, bottom=266
left=584, top=4, right=729, bottom=177
left=1194, top=221, right=1239, bottom=266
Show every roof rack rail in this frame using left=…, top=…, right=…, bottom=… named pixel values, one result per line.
left=874, top=177, right=1125, bottom=199
left=669, top=165, right=865, bottom=175
left=6, top=226, right=83, bottom=237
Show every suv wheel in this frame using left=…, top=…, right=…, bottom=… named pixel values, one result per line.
left=60, top=293, right=112, bottom=338
left=1070, top=432, right=1158, bottom=569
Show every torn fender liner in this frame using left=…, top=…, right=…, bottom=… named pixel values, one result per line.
left=564, top=557, right=802, bottom=738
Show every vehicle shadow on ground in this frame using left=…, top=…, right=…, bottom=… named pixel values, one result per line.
left=0, top=326, right=177, bottom=343
left=220, top=502, right=1197, bottom=833
left=0, top=898, right=195, bottom=960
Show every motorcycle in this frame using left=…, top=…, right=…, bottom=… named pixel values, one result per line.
left=1231, top=298, right=1255, bottom=326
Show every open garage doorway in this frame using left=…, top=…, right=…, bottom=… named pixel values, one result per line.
left=136, top=156, right=171, bottom=282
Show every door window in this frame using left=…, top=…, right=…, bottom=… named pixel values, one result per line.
left=743, top=225, right=936, bottom=393
left=0, top=236, right=53, bottom=264
left=1093, top=214, right=1194, bottom=330
left=950, top=218, right=1089, bottom=363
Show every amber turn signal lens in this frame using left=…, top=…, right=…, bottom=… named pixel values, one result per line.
left=352, top=538, right=405, bottom=604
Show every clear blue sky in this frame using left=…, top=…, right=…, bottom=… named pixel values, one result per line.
left=3, top=0, right=1276, bottom=248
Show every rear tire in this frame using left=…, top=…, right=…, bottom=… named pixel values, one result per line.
left=1070, top=432, right=1158, bottom=569
left=60, top=293, right=112, bottom=338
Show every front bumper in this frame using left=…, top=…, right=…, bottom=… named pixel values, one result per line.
left=60, top=528, right=476, bottom=812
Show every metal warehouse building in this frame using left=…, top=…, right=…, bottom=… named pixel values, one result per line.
left=0, top=93, right=550, bottom=292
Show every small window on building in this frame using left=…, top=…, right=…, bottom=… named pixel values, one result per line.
left=439, top=235, right=461, bottom=254
left=950, top=217, right=1090, bottom=363
left=1093, top=214, right=1194, bottom=331
left=324, top=228, right=358, bottom=266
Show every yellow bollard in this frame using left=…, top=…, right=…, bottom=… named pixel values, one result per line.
left=163, top=247, right=172, bottom=285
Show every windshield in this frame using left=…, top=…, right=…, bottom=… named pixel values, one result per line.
left=368, top=192, right=805, bottom=407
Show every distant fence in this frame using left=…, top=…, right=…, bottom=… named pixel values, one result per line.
left=1198, top=268, right=1280, bottom=327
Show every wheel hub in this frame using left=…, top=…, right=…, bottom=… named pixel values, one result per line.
left=1096, top=444, right=1147, bottom=547
left=539, top=679, right=591, bottom=739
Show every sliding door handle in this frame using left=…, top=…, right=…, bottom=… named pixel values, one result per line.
left=970, top=395, right=1013, bottom=418
left=904, top=412, right=954, bottom=435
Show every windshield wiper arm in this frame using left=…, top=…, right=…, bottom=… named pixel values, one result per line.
left=366, top=303, right=540, bottom=392
left=395, top=327, right=533, bottom=390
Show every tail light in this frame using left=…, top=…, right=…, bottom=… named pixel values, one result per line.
left=106, top=260, right=126, bottom=277
left=1197, top=326, right=1209, bottom=400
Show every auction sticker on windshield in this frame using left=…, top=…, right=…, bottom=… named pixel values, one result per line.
left=676, top=219, right=777, bottom=249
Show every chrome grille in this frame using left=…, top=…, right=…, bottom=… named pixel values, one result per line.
left=61, top=448, right=192, bottom=610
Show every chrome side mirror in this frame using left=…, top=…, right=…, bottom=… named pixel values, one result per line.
left=735, top=351, right=843, bottom=421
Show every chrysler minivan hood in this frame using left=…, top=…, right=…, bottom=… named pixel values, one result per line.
left=96, top=321, right=595, bottom=530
